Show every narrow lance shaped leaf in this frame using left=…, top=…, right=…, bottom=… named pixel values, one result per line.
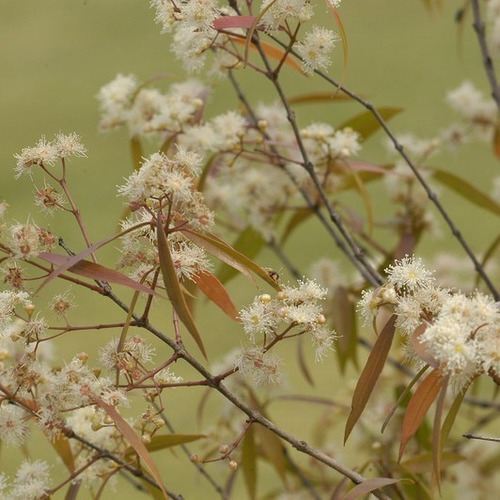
left=36, top=223, right=149, bottom=293
left=429, top=167, right=500, bottom=215
left=231, top=36, right=303, bottom=73
left=493, top=119, right=500, bottom=159
left=337, top=107, right=403, bottom=141
left=297, top=335, right=315, bottom=386
left=344, top=477, right=408, bottom=500
left=192, top=270, right=239, bottom=321
left=399, top=368, right=444, bottom=461
left=183, top=228, right=281, bottom=291
left=344, top=315, right=397, bottom=443
left=156, top=218, right=207, bottom=359
left=38, top=253, right=163, bottom=298
left=440, top=383, right=469, bottom=451
left=332, top=285, right=357, bottom=373
left=50, top=434, right=75, bottom=473
left=93, top=398, right=169, bottom=499
left=217, top=226, right=266, bottom=285
left=242, top=424, right=257, bottom=500
left=125, top=434, right=206, bottom=458
left=432, top=377, right=449, bottom=493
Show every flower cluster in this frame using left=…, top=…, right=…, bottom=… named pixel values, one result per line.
left=96, top=75, right=208, bottom=136
left=358, top=255, right=499, bottom=391
left=237, top=278, right=337, bottom=385
left=14, top=133, right=87, bottom=178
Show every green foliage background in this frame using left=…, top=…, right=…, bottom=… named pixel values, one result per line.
left=0, top=1, right=497, bottom=498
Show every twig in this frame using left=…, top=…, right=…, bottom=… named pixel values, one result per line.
left=471, top=0, right=500, bottom=110
left=264, top=35, right=499, bottom=300
left=463, top=433, right=500, bottom=443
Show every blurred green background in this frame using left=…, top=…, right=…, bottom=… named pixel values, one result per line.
left=0, top=1, right=498, bottom=498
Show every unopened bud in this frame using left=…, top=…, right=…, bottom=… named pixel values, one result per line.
left=219, top=444, right=229, bottom=455
left=228, top=460, right=238, bottom=470
left=259, top=294, right=272, bottom=304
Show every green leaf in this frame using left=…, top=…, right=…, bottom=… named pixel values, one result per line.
left=255, top=426, right=288, bottom=485
left=288, top=90, right=354, bottom=105
left=125, top=434, right=206, bottom=457
left=332, top=286, right=358, bottom=373
left=344, top=315, right=397, bottom=443
left=242, top=425, right=258, bottom=500
left=183, top=229, right=281, bottom=291
left=430, top=168, right=500, bottom=215
left=337, top=107, right=403, bottom=141
left=130, top=136, right=143, bottom=172
left=280, top=208, right=313, bottom=245
left=217, top=226, right=266, bottom=285
left=297, top=335, right=315, bottom=386
left=440, top=384, right=468, bottom=451
left=157, top=218, right=207, bottom=359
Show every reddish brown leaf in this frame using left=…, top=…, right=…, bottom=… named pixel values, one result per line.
left=38, top=253, right=162, bottom=298
left=432, top=377, right=449, bottom=492
left=213, top=15, right=259, bottom=30
left=193, top=270, right=239, bottom=321
left=344, top=315, right=397, bottom=443
left=94, top=398, right=168, bottom=499
left=36, top=225, right=149, bottom=293
left=231, top=37, right=303, bottom=73
left=399, top=368, right=444, bottom=461
left=344, top=477, right=407, bottom=500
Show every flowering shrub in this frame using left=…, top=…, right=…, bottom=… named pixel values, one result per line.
left=0, top=1, right=499, bottom=499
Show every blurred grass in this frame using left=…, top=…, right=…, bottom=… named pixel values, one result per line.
left=0, top=1, right=498, bottom=498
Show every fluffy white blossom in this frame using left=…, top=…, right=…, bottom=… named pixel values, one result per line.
left=297, top=26, right=339, bottom=74
left=0, top=404, right=29, bottom=446
left=260, top=0, right=315, bottom=31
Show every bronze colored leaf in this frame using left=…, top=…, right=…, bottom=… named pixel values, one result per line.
left=157, top=218, right=207, bottom=359
left=344, top=477, right=407, bottom=500
left=399, top=368, right=444, bottom=461
left=193, top=270, right=239, bottom=321
left=94, top=398, right=168, bottom=499
left=38, top=252, right=162, bottom=298
left=344, top=315, right=397, bottom=443
left=51, top=433, right=75, bottom=473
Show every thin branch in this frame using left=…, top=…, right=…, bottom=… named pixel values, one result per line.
left=463, top=433, right=500, bottom=443
left=101, top=287, right=391, bottom=499
left=264, top=35, right=499, bottom=300
left=471, top=0, right=500, bottom=111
